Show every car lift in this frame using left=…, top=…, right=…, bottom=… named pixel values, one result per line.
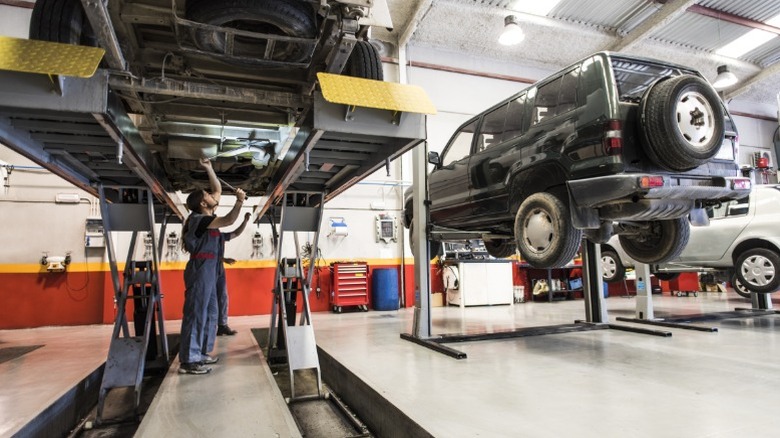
left=95, top=185, right=170, bottom=424
left=266, top=192, right=326, bottom=402
left=616, top=263, right=780, bottom=331
left=0, top=34, right=434, bottom=412
left=400, top=145, right=671, bottom=360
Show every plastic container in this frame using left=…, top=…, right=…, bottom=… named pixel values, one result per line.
left=372, top=268, right=399, bottom=310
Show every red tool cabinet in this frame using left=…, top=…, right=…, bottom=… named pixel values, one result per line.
left=330, top=262, right=369, bottom=313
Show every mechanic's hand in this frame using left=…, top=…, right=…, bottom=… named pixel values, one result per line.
left=199, top=158, right=212, bottom=169
left=224, top=257, right=237, bottom=265
left=235, top=188, right=246, bottom=202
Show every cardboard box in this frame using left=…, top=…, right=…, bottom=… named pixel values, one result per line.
left=431, top=293, right=444, bottom=307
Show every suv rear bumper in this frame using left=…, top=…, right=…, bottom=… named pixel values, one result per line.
left=568, top=174, right=751, bottom=224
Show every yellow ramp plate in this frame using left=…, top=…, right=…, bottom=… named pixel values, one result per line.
left=0, top=36, right=105, bottom=78
left=318, top=73, right=437, bottom=115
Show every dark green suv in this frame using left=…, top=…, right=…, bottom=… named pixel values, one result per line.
left=405, top=52, right=751, bottom=268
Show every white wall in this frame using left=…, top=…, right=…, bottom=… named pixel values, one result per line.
left=1, top=5, right=778, bottom=267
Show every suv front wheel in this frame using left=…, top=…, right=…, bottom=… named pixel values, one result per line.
left=514, top=192, right=582, bottom=268
left=484, top=239, right=516, bottom=259
left=618, top=217, right=690, bottom=264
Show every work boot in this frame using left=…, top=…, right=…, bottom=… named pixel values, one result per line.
left=178, top=362, right=211, bottom=375
left=217, top=324, right=237, bottom=336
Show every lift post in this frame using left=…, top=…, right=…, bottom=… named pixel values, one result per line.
left=95, top=185, right=169, bottom=424
left=266, top=192, right=325, bottom=402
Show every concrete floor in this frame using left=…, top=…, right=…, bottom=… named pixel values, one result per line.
left=4, top=290, right=780, bottom=437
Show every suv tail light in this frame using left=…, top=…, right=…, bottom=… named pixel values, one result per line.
left=639, top=176, right=665, bottom=188
left=603, top=119, right=622, bottom=155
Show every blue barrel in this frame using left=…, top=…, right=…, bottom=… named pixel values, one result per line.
left=372, top=268, right=399, bottom=310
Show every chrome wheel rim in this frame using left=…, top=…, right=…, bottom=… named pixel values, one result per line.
left=675, top=90, right=715, bottom=150
left=740, top=255, right=776, bottom=287
left=523, top=207, right=554, bottom=253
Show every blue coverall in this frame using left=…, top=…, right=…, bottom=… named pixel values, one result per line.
left=180, top=213, right=220, bottom=365
left=206, top=232, right=232, bottom=352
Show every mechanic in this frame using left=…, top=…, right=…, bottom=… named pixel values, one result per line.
left=214, top=212, right=251, bottom=339
left=179, top=158, right=246, bottom=375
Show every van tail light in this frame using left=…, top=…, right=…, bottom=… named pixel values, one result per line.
left=639, top=176, right=665, bottom=188
left=603, top=119, right=622, bottom=155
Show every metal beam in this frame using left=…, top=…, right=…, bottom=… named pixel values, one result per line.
left=108, top=75, right=310, bottom=109
left=688, top=4, right=780, bottom=36
left=725, top=61, right=780, bottom=100
left=80, top=0, right=129, bottom=71
left=609, top=0, right=698, bottom=52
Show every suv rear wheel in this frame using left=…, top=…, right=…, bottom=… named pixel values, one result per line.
left=641, top=75, right=725, bottom=171
left=514, top=192, right=582, bottom=268
left=618, top=217, right=690, bottom=264
left=735, top=248, right=780, bottom=294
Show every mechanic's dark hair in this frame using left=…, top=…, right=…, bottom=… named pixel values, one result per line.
left=181, top=189, right=206, bottom=252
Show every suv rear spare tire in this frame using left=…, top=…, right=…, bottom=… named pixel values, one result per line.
left=641, top=75, right=725, bottom=171
left=186, top=0, right=316, bottom=64
left=514, top=192, right=582, bottom=268
left=618, top=217, right=690, bottom=264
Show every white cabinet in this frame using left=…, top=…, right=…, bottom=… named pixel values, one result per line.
left=445, top=261, right=513, bottom=307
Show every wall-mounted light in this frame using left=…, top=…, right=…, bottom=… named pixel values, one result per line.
left=713, top=65, right=738, bottom=89
left=499, top=15, right=525, bottom=46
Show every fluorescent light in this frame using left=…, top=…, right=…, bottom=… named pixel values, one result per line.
left=499, top=15, right=525, bottom=46
left=510, top=0, right=561, bottom=17
left=716, top=28, right=776, bottom=58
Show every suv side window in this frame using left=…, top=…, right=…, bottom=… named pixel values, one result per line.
left=501, top=93, right=527, bottom=143
left=558, top=67, right=579, bottom=114
left=533, top=77, right=562, bottom=124
left=476, top=104, right=509, bottom=152
left=442, top=120, right=477, bottom=167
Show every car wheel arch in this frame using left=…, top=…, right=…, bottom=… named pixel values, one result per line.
left=507, top=162, right=569, bottom=214
left=731, top=239, right=780, bottom=265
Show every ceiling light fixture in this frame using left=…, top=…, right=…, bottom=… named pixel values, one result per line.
left=499, top=15, right=525, bottom=46
left=712, top=65, right=738, bottom=89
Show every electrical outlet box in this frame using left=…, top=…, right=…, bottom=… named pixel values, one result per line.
left=85, top=218, right=105, bottom=247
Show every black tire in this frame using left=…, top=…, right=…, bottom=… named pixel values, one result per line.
left=641, top=75, right=725, bottom=171
left=735, top=248, right=780, bottom=294
left=618, top=217, right=690, bottom=264
left=653, top=272, right=680, bottom=282
left=408, top=222, right=442, bottom=261
left=731, top=273, right=751, bottom=299
left=345, top=40, right=383, bottom=80
left=484, top=239, right=516, bottom=259
left=186, top=0, right=316, bottom=63
left=601, top=249, right=625, bottom=283
left=29, top=0, right=96, bottom=46
left=514, top=192, right=582, bottom=268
